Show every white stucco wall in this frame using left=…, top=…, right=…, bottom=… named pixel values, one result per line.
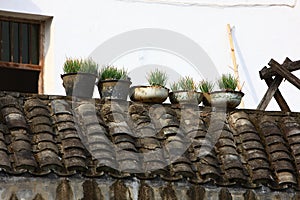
left=1, top=0, right=300, bottom=111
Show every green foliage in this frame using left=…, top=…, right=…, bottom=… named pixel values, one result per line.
left=63, top=57, right=98, bottom=74
left=218, top=74, right=238, bottom=91
left=198, top=80, right=214, bottom=93
left=81, top=58, right=98, bottom=74
left=170, top=82, right=180, bottom=91
left=99, top=65, right=129, bottom=80
left=147, top=69, right=168, bottom=87
left=179, top=76, right=197, bottom=91
left=63, top=58, right=82, bottom=74
left=170, top=76, right=197, bottom=91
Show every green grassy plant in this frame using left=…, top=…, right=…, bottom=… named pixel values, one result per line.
left=170, top=76, right=197, bottom=91
left=147, top=69, right=168, bottom=87
left=63, top=57, right=98, bottom=74
left=179, top=76, right=197, bottom=91
left=63, top=58, right=82, bottom=74
left=199, top=80, right=214, bottom=93
left=218, top=74, right=238, bottom=91
left=170, top=82, right=180, bottom=91
left=81, top=58, right=98, bottom=74
left=99, top=65, right=129, bottom=80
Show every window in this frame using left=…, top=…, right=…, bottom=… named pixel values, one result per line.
left=0, top=20, right=40, bottom=65
left=0, top=11, right=51, bottom=94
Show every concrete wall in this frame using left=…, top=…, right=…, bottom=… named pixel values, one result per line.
left=1, top=0, right=300, bottom=111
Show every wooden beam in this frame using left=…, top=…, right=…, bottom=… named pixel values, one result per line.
left=0, top=61, right=41, bottom=71
left=38, top=21, right=45, bottom=94
left=264, top=77, right=290, bottom=112
left=269, top=59, right=300, bottom=90
left=260, top=58, right=300, bottom=79
left=257, top=75, right=283, bottom=110
left=227, top=24, right=244, bottom=108
left=257, top=58, right=297, bottom=111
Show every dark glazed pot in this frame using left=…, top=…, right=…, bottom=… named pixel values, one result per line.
left=203, top=91, right=244, bottom=109
left=169, top=90, right=202, bottom=105
left=97, top=79, right=132, bottom=100
left=61, top=72, right=97, bottom=98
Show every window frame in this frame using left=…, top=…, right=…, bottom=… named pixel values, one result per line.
left=0, top=11, right=50, bottom=94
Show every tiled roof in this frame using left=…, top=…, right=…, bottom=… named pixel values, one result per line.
left=0, top=92, right=300, bottom=199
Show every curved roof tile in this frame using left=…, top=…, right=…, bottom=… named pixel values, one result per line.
left=0, top=93, right=300, bottom=196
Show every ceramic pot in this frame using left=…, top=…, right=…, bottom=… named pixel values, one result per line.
left=169, top=90, right=202, bottom=105
left=61, top=72, right=97, bottom=98
left=98, top=79, right=131, bottom=100
left=203, top=91, right=244, bottom=109
left=129, top=85, right=169, bottom=103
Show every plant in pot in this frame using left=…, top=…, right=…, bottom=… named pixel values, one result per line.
left=61, top=57, right=98, bottom=98
left=97, top=65, right=131, bottom=100
left=169, top=76, right=203, bottom=105
left=205, top=74, right=244, bottom=109
left=129, top=69, right=169, bottom=103
left=199, top=80, right=214, bottom=106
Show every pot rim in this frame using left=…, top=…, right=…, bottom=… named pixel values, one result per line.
left=169, top=90, right=201, bottom=94
left=130, top=85, right=169, bottom=91
left=208, top=90, right=244, bottom=96
left=61, top=72, right=98, bottom=79
left=98, top=79, right=132, bottom=84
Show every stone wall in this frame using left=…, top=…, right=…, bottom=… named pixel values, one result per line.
left=0, top=177, right=298, bottom=200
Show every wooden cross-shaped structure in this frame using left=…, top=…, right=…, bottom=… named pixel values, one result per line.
left=257, top=57, right=300, bottom=112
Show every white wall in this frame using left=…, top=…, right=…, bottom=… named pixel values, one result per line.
left=1, top=0, right=300, bottom=111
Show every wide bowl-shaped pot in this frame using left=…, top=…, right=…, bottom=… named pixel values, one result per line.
left=129, top=85, right=169, bottom=103
left=61, top=72, right=97, bottom=98
left=169, top=90, right=203, bottom=105
left=203, top=91, right=244, bottom=109
left=98, top=79, right=132, bottom=100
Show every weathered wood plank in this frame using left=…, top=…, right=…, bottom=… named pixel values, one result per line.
left=0, top=61, right=41, bottom=71
left=260, top=57, right=300, bottom=79
left=257, top=75, right=283, bottom=110
left=264, top=77, right=290, bottom=112
left=257, top=58, right=293, bottom=111
left=270, top=59, right=300, bottom=90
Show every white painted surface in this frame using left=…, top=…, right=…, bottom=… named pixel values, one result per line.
left=126, top=0, right=296, bottom=7
left=1, top=0, right=300, bottom=111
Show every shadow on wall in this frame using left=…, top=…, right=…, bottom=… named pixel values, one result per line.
left=231, top=27, right=259, bottom=104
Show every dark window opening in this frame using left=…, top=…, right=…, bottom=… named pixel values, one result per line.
left=0, top=67, right=39, bottom=93
left=0, top=20, right=40, bottom=65
left=0, top=11, right=48, bottom=94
